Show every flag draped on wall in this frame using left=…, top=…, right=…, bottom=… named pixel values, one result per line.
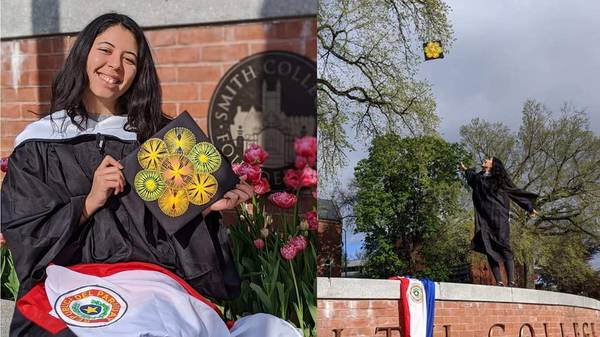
left=389, top=276, right=436, bottom=337
left=17, top=262, right=302, bottom=337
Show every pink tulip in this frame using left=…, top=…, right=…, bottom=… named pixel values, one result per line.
left=312, top=188, right=318, bottom=199
left=283, top=169, right=301, bottom=190
left=306, top=154, right=316, bottom=167
left=253, top=177, right=271, bottom=195
left=0, top=157, right=8, bottom=173
left=268, top=192, right=297, bottom=209
left=280, top=244, right=297, bottom=260
left=0, top=232, right=5, bottom=248
left=295, top=154, right=317, bottom=169
left=295, top=156, right=307, bottom=170
left=294, top=136, right=317, bottom=158
left=243, top=144, right=269, bottom=166
left=254, top=239, right=265, bottom=250
left=299, top=166, right=317, bottom=188
left=290, top=235, right=308, bottom=252
left=233, top=162, right=261, bottom=183
left=305, top=210, right=318, bottom=231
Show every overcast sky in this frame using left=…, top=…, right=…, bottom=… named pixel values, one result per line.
left=336, top=0, right=600, bottom=266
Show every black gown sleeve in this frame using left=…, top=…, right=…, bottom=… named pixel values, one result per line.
left=465, top=167, right=478, bottom=188
left=0, top=142, right=86, bottom=290
left=505, top=186, right=538, bottom=213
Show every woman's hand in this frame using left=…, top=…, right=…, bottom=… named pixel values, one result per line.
left=82, top=156, right=125, bottom=223
left=528, top=209, right=540, bottom=218
left=459, top=162, right=467, bottom=171
left=202, top=176, right=254, bottom=217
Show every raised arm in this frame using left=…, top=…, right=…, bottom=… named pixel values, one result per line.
left=505, top=186, right=539, bottom=214
left=459, top=162, right=478, bottom=188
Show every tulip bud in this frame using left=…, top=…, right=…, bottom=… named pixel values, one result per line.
left=260, top=227, right=269, bottom=238
left=299, top=219, right=309, bottom=231
left=253, top=239, right=265, bottom=249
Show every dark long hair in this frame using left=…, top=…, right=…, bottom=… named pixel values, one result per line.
left=490, top=157, right=515, bottom=190
left=49, top=13, right=163, bottom=141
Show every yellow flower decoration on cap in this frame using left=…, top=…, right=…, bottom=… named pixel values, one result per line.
left=189, top=142, right=222, bottom=173
left=134, top=170, right=166, bottom=201
left=187, top=173, right=218, bottom=205
left=138, top=138, right=168, bottom=170
left=164, top=127, right=196, bottom=155
left=158, top=188, right=189, bottom=217
left=424, top=41, right=443, bottom=59
left=160, top=154, right=194, bottom=188
left=135, top=126, right=225, bottom=217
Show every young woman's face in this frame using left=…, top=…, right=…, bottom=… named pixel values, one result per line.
left=85, top=24, right=138, bottom=105
left=482, top=158, right=493, bottom=169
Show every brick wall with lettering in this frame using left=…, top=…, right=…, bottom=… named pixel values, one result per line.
left=0, top=17, right=316, bottom=164
left=318, top=299, right=600, bottom=337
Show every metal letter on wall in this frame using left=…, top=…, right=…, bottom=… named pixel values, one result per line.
left=519, top=323, right=535, bottom=337
left=582, top=323, right=590, bottom=337
left=489, top=324, right=505, bottom=337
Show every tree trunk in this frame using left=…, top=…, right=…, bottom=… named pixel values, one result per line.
left=523, top=258, right=534, bottom=289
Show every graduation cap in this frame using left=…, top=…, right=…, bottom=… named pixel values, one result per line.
left=423, top=40, right=444, bottom=61
left=122, top=111, right=239, bottom=232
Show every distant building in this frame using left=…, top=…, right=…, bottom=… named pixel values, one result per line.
left=317, top=199, right=342, bottom=277
left=344, top=259, right=365, bottom=278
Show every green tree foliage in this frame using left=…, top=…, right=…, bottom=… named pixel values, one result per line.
left=318, top=0, right=453, bottom=182
left=460, top=100, right=600, bottom=289
left=537, top=234, right=600, bottom=298
left=354, top=134, right=470, bottom=279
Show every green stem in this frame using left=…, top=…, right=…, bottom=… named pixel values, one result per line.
left=289, top=259, right=304, bottom=332
left=292, top=188, right=302, bottom=234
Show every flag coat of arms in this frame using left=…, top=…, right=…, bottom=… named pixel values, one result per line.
left=390, top=277, right=436, bottom=337
left=17, top=262, right=302, bottom=337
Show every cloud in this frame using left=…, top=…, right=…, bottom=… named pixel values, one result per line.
left=419, top=0, right=600, bottom=141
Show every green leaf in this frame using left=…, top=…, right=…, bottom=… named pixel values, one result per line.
left=249, top=282, right=272, bottom=313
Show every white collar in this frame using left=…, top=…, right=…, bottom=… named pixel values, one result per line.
left=14, top=110, right=137, bottom=147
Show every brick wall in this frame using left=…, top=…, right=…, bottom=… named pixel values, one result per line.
left=318, top=299, right=600, bottom=337
left=0, top=17, right=316, bottom=161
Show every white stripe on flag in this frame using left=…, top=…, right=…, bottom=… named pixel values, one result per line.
left=44, top=265, right=302, bottom=337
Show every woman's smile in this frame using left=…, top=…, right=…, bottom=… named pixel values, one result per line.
left=97, top=72, right=122, bottom=86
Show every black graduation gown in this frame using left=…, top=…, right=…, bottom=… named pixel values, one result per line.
left=1, top=134, right=240, bottom=336
left=465, top=168, right=538, bottom=262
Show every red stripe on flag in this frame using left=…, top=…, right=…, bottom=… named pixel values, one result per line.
left=400, top=278, right=411, bottom=337
left=17, top=282, right=66, bottom=334
left=388, top=276, right=411, bottom=337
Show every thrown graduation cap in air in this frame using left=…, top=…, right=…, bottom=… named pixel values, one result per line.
left=423, top=40, right=444, bottom=61
left=122, top=111, right=239, bottom=233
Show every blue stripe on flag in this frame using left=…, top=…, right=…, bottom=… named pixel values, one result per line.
left=420, top=279, right=435, bottom=337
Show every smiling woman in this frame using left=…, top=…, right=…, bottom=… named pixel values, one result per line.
left=83, top=25, right=138, bottom=114
left=1, top=12, right=300, bottom=337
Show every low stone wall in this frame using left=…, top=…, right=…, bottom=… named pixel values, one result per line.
left=1, top=300, right=14, bottom=337
left=317, top=277, right=600, bottom=337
